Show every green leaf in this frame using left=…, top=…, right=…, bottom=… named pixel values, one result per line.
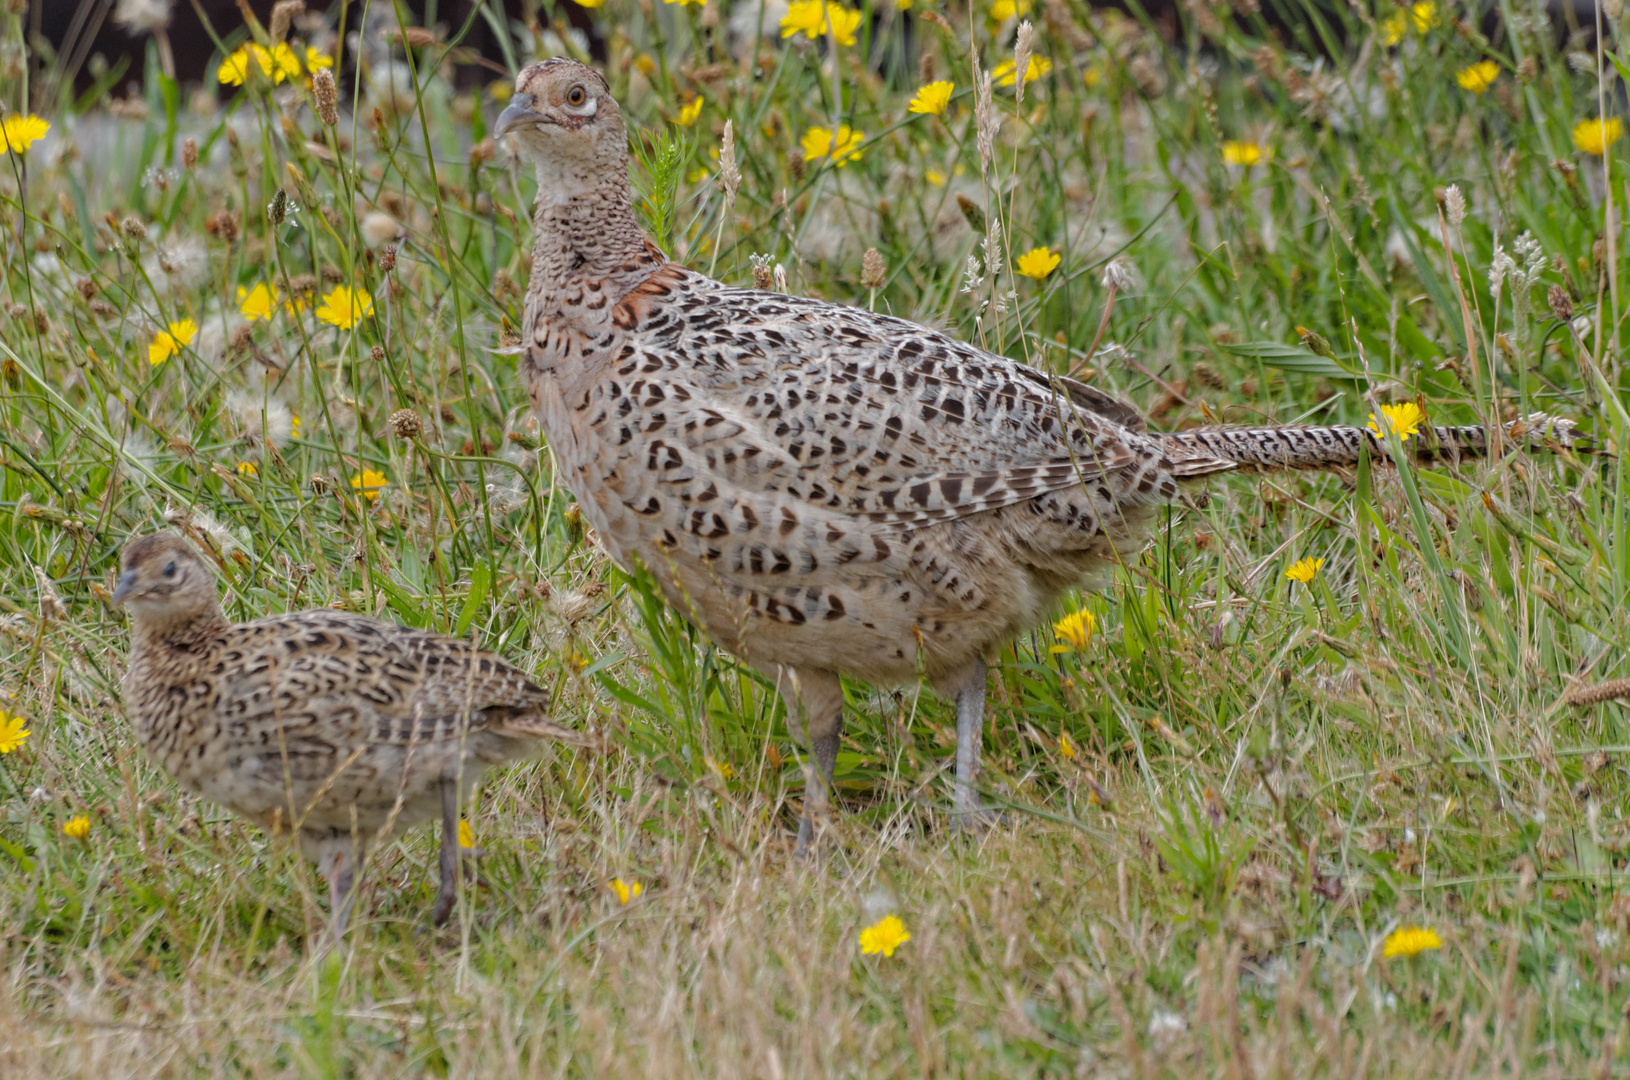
left=1218, top=341, right=1363, bottom=379
left=455, top=561, right=492, bottom=637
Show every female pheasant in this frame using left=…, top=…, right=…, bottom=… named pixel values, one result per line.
left=495, top=59, right=1578, bottom=847
left=116, top=531, right=587, bottom=934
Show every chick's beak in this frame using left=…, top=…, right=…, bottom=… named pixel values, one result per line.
left=111, top=569, right=139, bottom=606
left=494, top=93, right=548, bottom=138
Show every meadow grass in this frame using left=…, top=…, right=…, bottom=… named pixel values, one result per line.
left=2, top=0, right=1630, bottom=1074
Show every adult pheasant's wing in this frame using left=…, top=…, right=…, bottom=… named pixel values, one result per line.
left=613, top=272, right=1226, bottom=529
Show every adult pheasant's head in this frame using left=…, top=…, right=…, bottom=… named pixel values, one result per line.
left=495, top=59, right=627, bottom=190
left=113, top=532, right=222, bottom=633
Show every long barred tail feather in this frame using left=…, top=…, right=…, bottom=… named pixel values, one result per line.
left=1154, top=413, right=1585, bottom=475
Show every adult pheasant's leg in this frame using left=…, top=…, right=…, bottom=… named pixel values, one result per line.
left=777, top=668, right=845, bottom=855
left=950, top=657, right=989, bottom=823
left=323, top=839, right=360, bottom=947
left=432, top=778, right=460, bottom=925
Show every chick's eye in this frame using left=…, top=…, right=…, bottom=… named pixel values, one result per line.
left=567, top=86, right=586, bottom=106
left=163, top=561, right=177, bottom=577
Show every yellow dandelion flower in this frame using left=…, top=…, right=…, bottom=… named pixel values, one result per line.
left=610, top=877, right=644, bottom=905
left=991, top=55, right=1052, bottom=88
left=925, top=168, right=947, bottom=186
left=0, top=710, right=30, bottom=753
left=1409, top=2, right=1437, bottom=31
left=1456, top=60, right=1498, bottom=93
left=1378, top=13, right=1407, bottom=46
left=801, top=125, right=865, bottom=167
left=217, top=44, right=255, bottom=85
left=1015, top=246, right=1062, bottom=280
left=315, top=285, right=373, bottom=329
left=1222, top=140, right=1269, bottom=166
left=290, top=413, right=303, bottom=440
left=686, top=165, right=710, bottom=183
left=665, top=0, right=707, bottom=6
left=1082, top=64, right=1104, bottom=88
left=990, top=0, right=1032, bottom=19
left=1367, top=401, right=1427, bottom=442
left=237, top=282, right=278, bottom=321
left=859, top=914, right=912, bottom=957
left=896, top=0, right=912, bottom=9
left=1284, top=556, right=1324, bottom=584
left=458, top=819, right=474, bottom=848
left=488, top=79, right=514, bottom=101
left=675, top=97, right=704, bottom=126
left=575, top=0, right=608, bottom=6
left=351, top=469, right=389, bottom=500
left=268, top=43, right=301, bottom=82
left=1059, top=732, right=1076, bottom=759
left=1, top=114, right=51, bottom=154
left=1382, top=925, right=1443, bottom=958
left=305, top=48, right=333, bottom=72
left=62, top=815, right=91, bottom=840
left=1051, top=608, right=1095, bottom=652
left=781, top=1, right=861, bottom=46
left=148, top=318, right=198, bottom=366
left=1380, top=1, right=1436, bottom=45
left=908, top=80, right=955, bottom=116
left=706, top=755, right=736, bottom=778
left=235, top=461, right=259, bottom=477
left=1574, top=117, right=1623, bottom=156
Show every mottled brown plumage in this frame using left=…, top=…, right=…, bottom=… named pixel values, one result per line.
left=496, top=59, right=1581, bottom=846
left=115, top=532, right=586, bottom=931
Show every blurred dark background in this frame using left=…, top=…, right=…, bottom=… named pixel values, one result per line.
left=31, top=0, right=603, bottom=95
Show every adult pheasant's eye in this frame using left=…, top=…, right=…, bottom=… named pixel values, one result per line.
left=567, top=86, right=586, bottom=106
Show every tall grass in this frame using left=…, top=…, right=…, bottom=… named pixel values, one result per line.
left=1, top=0, right=1628, bottom=1073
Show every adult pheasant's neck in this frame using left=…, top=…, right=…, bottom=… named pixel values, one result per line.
left=528, top=178, right=663, bottom=315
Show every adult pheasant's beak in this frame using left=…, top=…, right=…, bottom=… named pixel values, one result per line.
left=494, top=93, right=547, bottom=138
left=111, top=569, right=139, bottom=605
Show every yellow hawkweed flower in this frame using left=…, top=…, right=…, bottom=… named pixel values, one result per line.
left=1051, top=609, right=1095, bottom=652
left=0, top=710, right=30, bottom=753
left=1082, top=64, right=1104, bottom=89
left=1574, top=117, right=1623, bottom=156
left=1367, top=401, right=1426, bottom=442
left=237, top=283, right=278, bottom=321
left=991, top=56, right=1052, bottom=88
left=218, top=43, right=301, bottom=86
left=351, top=469, right=389, bottom=500
left=305, top=48, right=333, bottom=72
left=908, top=80, right=955, bottom=117
left=235, top=461, right=259, bottom=477
left=315, top=285, right=373, bottom=329
left=859, top=914, right=912, bottom=957
left=1222, top=140, right=1269, bottom=166
left=801, top=125, right=865, bottom=167
left=1059, top=732, right=1076, bottom=759
left=1, top=114, right=51, bottom=154
left=990, top=0, right=1032, bottom=19
left=925, top=168, right=947, bottom=186
left=1284, top=557, right=1324, bottom=584
left=1456, top=60, right=1498, bottom=93
left=575, top=0, right=607, bottom=6
left=706, top=755, right=736, bottom=778
left=63, top=815, right=91, bottom=840
left=780, top=1, right=861, bottom=46
left=1015, top=246, right=1062, bottom=280
left=610, top=877, right=644, bottom=905
left=148, top=318, right=198, bottom=366
left=665, top=0, right=706, bottom=6
left=1380, top=1, right=1436, bottom=45
left=1382, top=925, right=1443, bottom=958
left=458, top=820, right=474, bottom=848
left=675, top=98, right=704, bottom=126
left=290, top=413, right=303, bottom=440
